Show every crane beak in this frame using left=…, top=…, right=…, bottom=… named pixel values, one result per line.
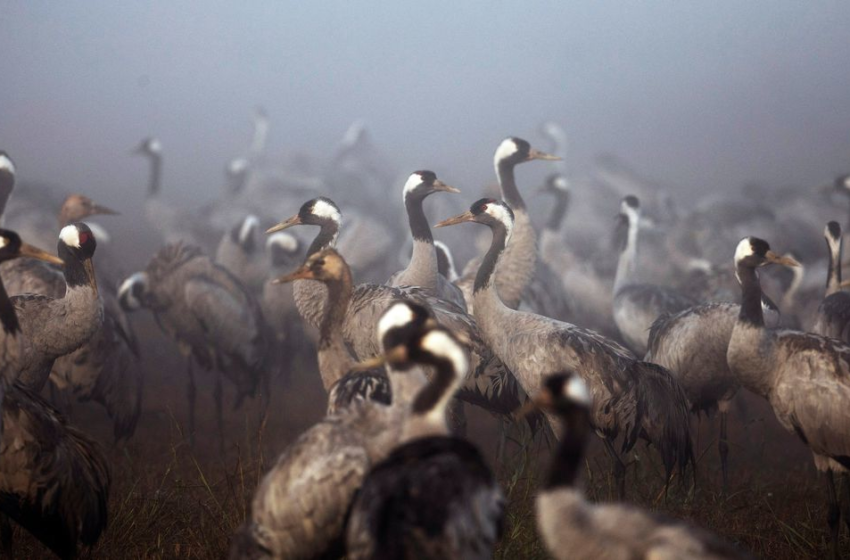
left=272, top=265, right=313, bottom=284
left=18, top=243, right=63, bottom=266
left=527, top=148, right=561, bottom=162
left=434, top=210, right=475, bottom=228
left=90, top=203, right=120, bottom=217
left=351, top=345, right=409, bottom=372
left=765, top=251, right=800, bottom=268
left=433, top=180, right=460, bottom=194
left=267, top=215, right=301, bottom=234
left=515, top=391, right=554, bottom=418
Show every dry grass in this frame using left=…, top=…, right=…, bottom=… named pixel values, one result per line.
left=7, top=323, right=849, bottom=558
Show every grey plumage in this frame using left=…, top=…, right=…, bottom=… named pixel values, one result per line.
left=119, top=243, right=271, bottom=445
left=437, top=199, right=693, bottom=495
left=387, top=171, right=466, bottom=309
left=3, top=224, right=103, bottom=393
left=727, top=236, right=850, bottom=557
left=230, top=301, right=431, bottom=560
left=268, top=197, right=532, bottom=427
left=457, top=137, right=560, bottom=313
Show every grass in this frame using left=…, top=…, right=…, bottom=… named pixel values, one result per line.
left=6, top=326, right=849, bottom=558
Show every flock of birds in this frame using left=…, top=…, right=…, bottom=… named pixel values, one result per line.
left=1, top=110, right=850, bottom=559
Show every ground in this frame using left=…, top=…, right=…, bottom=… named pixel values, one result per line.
left=8, top=315, right=848, bottom=558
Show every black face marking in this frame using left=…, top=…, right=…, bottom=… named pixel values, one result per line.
left=828, top=221, right=842, bottom=240
left=413, top=170, right=436, bottom=185
left=623, top=195, right=639, bottom=209
left=749, top=237, right=770, bottom=258
left=511, top=137, right=531, bottom=158
left=380, top=301, right=432, bottom=352
left=471, top=198, right=497, bottom=215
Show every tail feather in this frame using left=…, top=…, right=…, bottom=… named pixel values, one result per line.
left=631, top=361, right=694, bottom=482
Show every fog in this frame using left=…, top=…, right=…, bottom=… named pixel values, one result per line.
left=2, top=1, right=850, bottom=207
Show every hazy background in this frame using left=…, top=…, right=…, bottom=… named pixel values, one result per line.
left=1, top=1, right=849, bottom=208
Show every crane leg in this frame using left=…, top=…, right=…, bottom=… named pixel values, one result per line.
left=0, top=513, right=12, bottom=556
left=603, top=439, right=627, bottom=500
left=187, top=358, right=197, bottom=448
left=826, top=469, right=841, bottom=560
left=214, top=370, right=224, bottom=455
left=719, top=410, right=729, bottom=494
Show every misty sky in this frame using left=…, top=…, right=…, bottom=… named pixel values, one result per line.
left=2, top=1, right=849, bottom=208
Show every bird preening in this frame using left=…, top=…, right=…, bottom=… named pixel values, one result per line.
left=1, top=116, right=849, bottom=560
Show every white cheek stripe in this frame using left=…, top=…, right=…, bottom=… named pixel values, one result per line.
left=312, top=199, right=341, bottom=222
left=378, top=303, right=415, bottom=339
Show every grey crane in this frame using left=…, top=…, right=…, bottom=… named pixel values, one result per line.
left=4, top=224, right=103, bottom=393
left=727, top=236, right=850, bottom=559
left=613, top=195, right=696, bottom=355
left=530, top=372, right=752, bottom=560
left=646, top=293, right=781, bottom=492
left=118, top=242, right=270, bottom=449
left=345, top=324, right=504, bottom=560
left=266, top=197, right=533, bottom=433
left=456, top=137, right=560, bottom=313
left=813, top=221, right=850, bottom=341
left=229, top=301, right=432, bottom=560
left=387, top=171, right=466, bottom=309
left=436, top=198, right=693, bottom=497
left=1, top=197, right=139, bottom=442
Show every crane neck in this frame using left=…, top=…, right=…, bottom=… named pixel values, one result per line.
left=544, top=407, right=590, bottom=490
left=613, top=215, right=639, bottom=294
left=403, top=354, right=464, bottom=440
left=147, top=153, right=163, bottom=198
left=399, top=194, right=438, bottom=290
left=474, top=223, right=509, bottom=295
left=306, top=221, right=340, bottom=261
left=0, top=171, right=14, bottom=224
left=317, top=269, right=355, bottom=390
left=826, top=236, right=842, bottom=297
left=496, top=161, right=525, bottom=211
left=405, top=193, right=434, bottom=243
left=545, top=192, right=569, bottom=232
left=737, top=265, right=765, bottom=328
left=0, top=277, right=20, bottom=334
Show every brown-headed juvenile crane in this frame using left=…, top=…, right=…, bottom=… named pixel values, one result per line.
left=612, top=195, right=696, bottom=355
left=529, top=372, right=752, bottom=560
left=229, top=301, right=433, bottom=560
left=345, top=323, right=504, bottom=560
left=274, top=248, right=392, bottom=414
left=437, top=198, right=693, bottom=497
left=727, top=236, right=850, bottom=559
